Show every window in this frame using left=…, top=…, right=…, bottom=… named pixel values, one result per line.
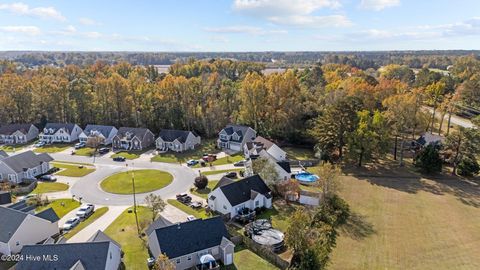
left=176, top=258, right=181, bottom=264
left=187, top=255, right=192, bottom=261
left=255, top=200, right=260, bottom=207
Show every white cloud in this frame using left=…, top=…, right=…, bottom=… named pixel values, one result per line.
left=83, top=31, right=102, bottom=38
left=79, top=17, right=99, bottom=26
left=0, top=2, right=66, bottom=21
left=0, top=25, right=41, bottom=35
left=360, top=0, right=400, bottom=11
left=232, top=0, right=350, bottom=28
left=204, top=25, right=287, bottom=35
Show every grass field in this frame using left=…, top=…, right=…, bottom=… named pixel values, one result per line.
left=192, top=154, right=244, bottom=168
left=256, top=200, right=302, bottom=232
left=283, top=146, right=315, bottom=160
left=330, top=174, right=480, bottom=270
left=54, top=160, right=94, bottom=166
left=151, top=139, right=218, bottom=163
left=111, top=151, right=142, bottom=160
left=52, top=162, right=96, bottom=177
left=64, top=207, right=109, bottom=239
left=101, top=169, right=173, bottom=194
left=33, top=182, right=69, bottom=194
left=0, top=143, right=32, bottom=152
left=37, top=199, right=80, bottom=218
left=104, top=206, right=150, bottom=270
left=34, top=144, right=72, bottom=153
left=224, top=245, right=278, bottom=270
left=167, top=199, right=212, bottom=219
left=73, top=147, right=96, bottom=156
left=201, top=168, right=242, bottom=176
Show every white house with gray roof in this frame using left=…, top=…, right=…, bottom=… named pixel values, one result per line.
left=39, top=123, right=83, bottom=144
left=0, top=150, right=53, bottom=184
left=0, top=124, right=39, bottom=145
left=156, top=129, right=201, bottom=152
left=217, top=124, right=256, bottom=152
left=79, top=124, right=118, bottom=147
left=0, top=206, right=59, bottom=255
left=112, top=127, right=155, bottom=151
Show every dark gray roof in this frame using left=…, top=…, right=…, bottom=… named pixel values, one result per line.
left=35, top=208, right=59, bottom=223
left=7, top=200, right=36, bottom=213
left=150, top=216, right=229, bottom=259
left=0, top=123, right=34, bottom=135
left=222, top=124, right=252, bottom=137
left=88, top=230, right=121, bottom=249
left=117, top=127, right=152, bottom=139
left=158, top=129, right=197, bottom=143
left=0, top=150, right=8, bottom=158
left=43, top=123, right=77, bottom=135
left=16, top=242, right=111, bottom=270
left=0, top=151, right=53, bottom=173
left=83, top=125, right=116, bottom=138
left=146, top=216, right=172, bottom=236
left=213, top=176, right=235, bottom=190
left=0, top=191, right=12, bottom=205
left=277, top=161, right=291, bottom=173
left=0, top=206, right=27, bottom=242
left=218, top=175, right=271, bottom=206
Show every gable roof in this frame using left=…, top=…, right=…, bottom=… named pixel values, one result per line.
left=0, top=191, right=12, bottom=205
left=116, top=127, right=152, bottom=140
left=0, top=151, right=53, bottom=173
left=221, top=124, right=256, bottom=143
left=35, top=208, right=60, bottom=223
left=0, top=206, right=27, bottom=242
left=43, top=123, right=77, bottom=135
left=83, top=125, right=116, bottom=138
left=217, top=175, right=271, bottom=206
left=253, top=136, right=275, bottom=150
left=7, top=200, right=36, bottom=213
left=0, top=124, right=34, bottom=135
left=146, top=216, right=172, bottom=236
left=213, top=176, right=235, bottom=190
left=158, top=129, right=197, bottom=143
left=0, top=150, right=8, bottom=158
left=88, top=230, right=121, bottom=249
left=151, top=216, right=229, bottom=259
left=16, top=242, right=112, bottom=270
left=276, top=161, right=291, bottom=173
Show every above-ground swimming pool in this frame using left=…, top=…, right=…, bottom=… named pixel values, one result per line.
left=295, top=172, right=320, bottom=185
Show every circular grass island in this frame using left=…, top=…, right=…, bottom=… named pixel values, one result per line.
left=100, top=169, right=173, bottom=194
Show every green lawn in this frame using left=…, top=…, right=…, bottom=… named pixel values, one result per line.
left=224, top=246, right=278, bottom=270
left=256, top=200, right=302, bottom=232
left=101, top=169, right=173, bottom=194
left=104, top=206, right=150, bottom=270
left=34, top=144, right=72, bottom=153
left=0, top=143, right=30, bottom=152
left=151, top=139, right=219, bottom=163
left=64, top=207, right=109, bottom=239
left=192, top=180, right=219, bottom=199
left=32, top=182, right=69, bottom=194
left=54, top=160, right=94, bottom=166
left=73, top=147, right=96, bottom=156
left=192, top=154, right=244, bottom=168
left=283, top=146, right=315, bottom=160
left=201, top=168, right=242, bottom=176
left=37, top=199, right=80, bottom=218
left=52, top=162, right=96, bottom=177
left=167, top=199, right=212, bottom=219
left=111, top=151, right=141, bottom=160
left=330, top=174, right=480, bottom=270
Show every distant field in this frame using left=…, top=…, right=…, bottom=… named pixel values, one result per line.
left=330, top=174, right=480, bottom=270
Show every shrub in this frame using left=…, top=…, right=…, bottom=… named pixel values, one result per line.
left=194, top=175, right=208, bottom=189
left=414, top=145, right=442, bottom=173
left=457, top=157, right=480, bottom=177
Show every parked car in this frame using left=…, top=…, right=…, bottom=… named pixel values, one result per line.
left=113, top=156, right=126, bottom=162
left=63, top=217, right=80, bottom=231
left=177, top=195, right=192, bottom=204
left=176, top=193, right=188, bottom=199
left=190, top=201, right=202, bottom=209
left=74, top=142, right=86, bottom=149
left=76, top=204, right=95, bottom=219
left=186, top=159, right=198, bottom=166
left=98, top=147, right=110, bottom=154
left=202, top=154, right=217, bottom=162
left=34, top=142, right=45, bottom=147
left=234, top=160, right=246, bottom=167
left=225, top=171, right=238, bottom=178
left=186, top=215, right=196, bottom=221
left=39, top=174, right=57, bottom=182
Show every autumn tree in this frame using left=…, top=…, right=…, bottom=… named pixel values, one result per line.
left=153, top=254, right=175, bottom=270
left=144, top=194, right=166, bottom=222
left=251, top=157, right=279, bottom=188
left=444, top=127, right=480, bottom=175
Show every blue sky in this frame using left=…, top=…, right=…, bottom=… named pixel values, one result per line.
left=0, top=0, right=479, bottom=51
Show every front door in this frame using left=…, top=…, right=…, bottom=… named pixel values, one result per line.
left=225, top=253, right=233, bottom=265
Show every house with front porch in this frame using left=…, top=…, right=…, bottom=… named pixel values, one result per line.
left=79, top=124, right=118, bottom=147
left=217, top=124, right=256, bottom=152
left=148, top=216, right=234, bottom=270
left=156, top=129, right=201, bottom=153
left=0, top=151, right=53, bottom=184
left=112, top=127, right=155, bottom=151
left=38, top=123, right=83, bottom=144
left=0, top=124, right=39, bottom=145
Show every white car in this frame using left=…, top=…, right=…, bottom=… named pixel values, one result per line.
left=74, top=142, right=86, bottom=149
left=63, top=217, right=80, bottom=231
left=76, top=204, right=95, bottom=219
left=186, top=215, right=196, bottom=221
left=34, top=142, right=45, bottom=147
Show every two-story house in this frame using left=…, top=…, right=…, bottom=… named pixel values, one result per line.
left=244, top=136, right=287, bottom=162
left=0, top=124, right=39, bottom=145
left=79, top=125, right=118, bottom=147
left=148, top=216, right=234, bottom=270
left=112, top=127, right=155, bottom=151
left=0, top=151, right=53, bottom=184
left=217, top=124, right=256, bottom=152
left=38, top=123, right=83, bottom=144
left=156, top=129, right=201, bottom=153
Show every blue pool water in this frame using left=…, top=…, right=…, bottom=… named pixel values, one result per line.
left=295, top=172, right=320, bottom=183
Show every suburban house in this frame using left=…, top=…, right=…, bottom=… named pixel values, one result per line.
left=39, top=123, right=83, bottom=144
left=416, top=132, right=444, bottom=147
left=244, top=136, right=287, bottom=162
left=217, top=124, right=256, bottom=152
left=112, top=127, right=155, bottom=151
left=16, top=230, right=122, bottom=270
left=0, top=151, right=53, bottom=184
left=79, top=124, right=118, bottom=147
left=208, top=175, right=272, bottom=219
left=0, top=124, right=39, bottom=145
left=148, top=216, right=234, bottom=270
left=0, top=206, right=59, bottom=255
left=156, top=129, right=201, bottom=152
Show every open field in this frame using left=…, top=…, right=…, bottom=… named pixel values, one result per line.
left=33, top=144, right=71, bottom=153
left=167, top=199, right=212, bottom=219
left=101, top=169, right=173, bottom=194
left=37, top=199, right=81, bottom=218
left=52, top=162, right=96, bottom=177
left=64, top=207, right=109, bottom=239
left=33, top=182, right=69, bottom=194
left=330, top=172, right=480, bottom=270
left=105, top=206, right=150, bottom=270
left=151, top=139, right=218, bottom=163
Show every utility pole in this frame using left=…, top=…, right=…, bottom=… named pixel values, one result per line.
left=130, top=162, right=140, bottom=236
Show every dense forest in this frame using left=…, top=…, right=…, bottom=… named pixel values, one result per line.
left=0, top=50, right=479, bottom=70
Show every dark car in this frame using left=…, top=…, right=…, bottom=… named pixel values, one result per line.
left=113, top=156, right=126, bottom=162
left=234, top=160, right=246, bottom=167
left=177, top=195, right=192, bottom=204
left=98, top=147, right=110, bottom=154
left=225, top=171, right=238, bottom=178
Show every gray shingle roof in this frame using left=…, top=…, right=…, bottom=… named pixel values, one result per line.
left=0, top=206, right=27, bottom=242
left=35, top=208, right=60, bottom=223
left=0, top=151, right=53, bottom=173
left=0, top=124, right=33, bottom=135
left=0, top=191, right=12, bottom=205
left=218, top=175, right=271, bottom=207
left=117, top=127, right=152, bottom=139
left=83, top=125, right=116, bottom=138
left=88, top=230, right=121, bottom=249
left=43, top=123, right=77, bottom=135
left=150, top=216, right=229, bottom=259
left=213, top=176, right=235, bottom=190
left=146, top=216, right=172, bottom=236
left=158, top=129, right=197, bottom=143
left=253, top=136, right=275, bottom=150
left=0, top=150, right=8, bottom=158
left=223, top=124, right=251, bottom=137
left=16, top=242, right=111, bottom=270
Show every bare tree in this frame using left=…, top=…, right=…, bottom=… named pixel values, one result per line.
left=145, top=194, right=166, bottom=221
